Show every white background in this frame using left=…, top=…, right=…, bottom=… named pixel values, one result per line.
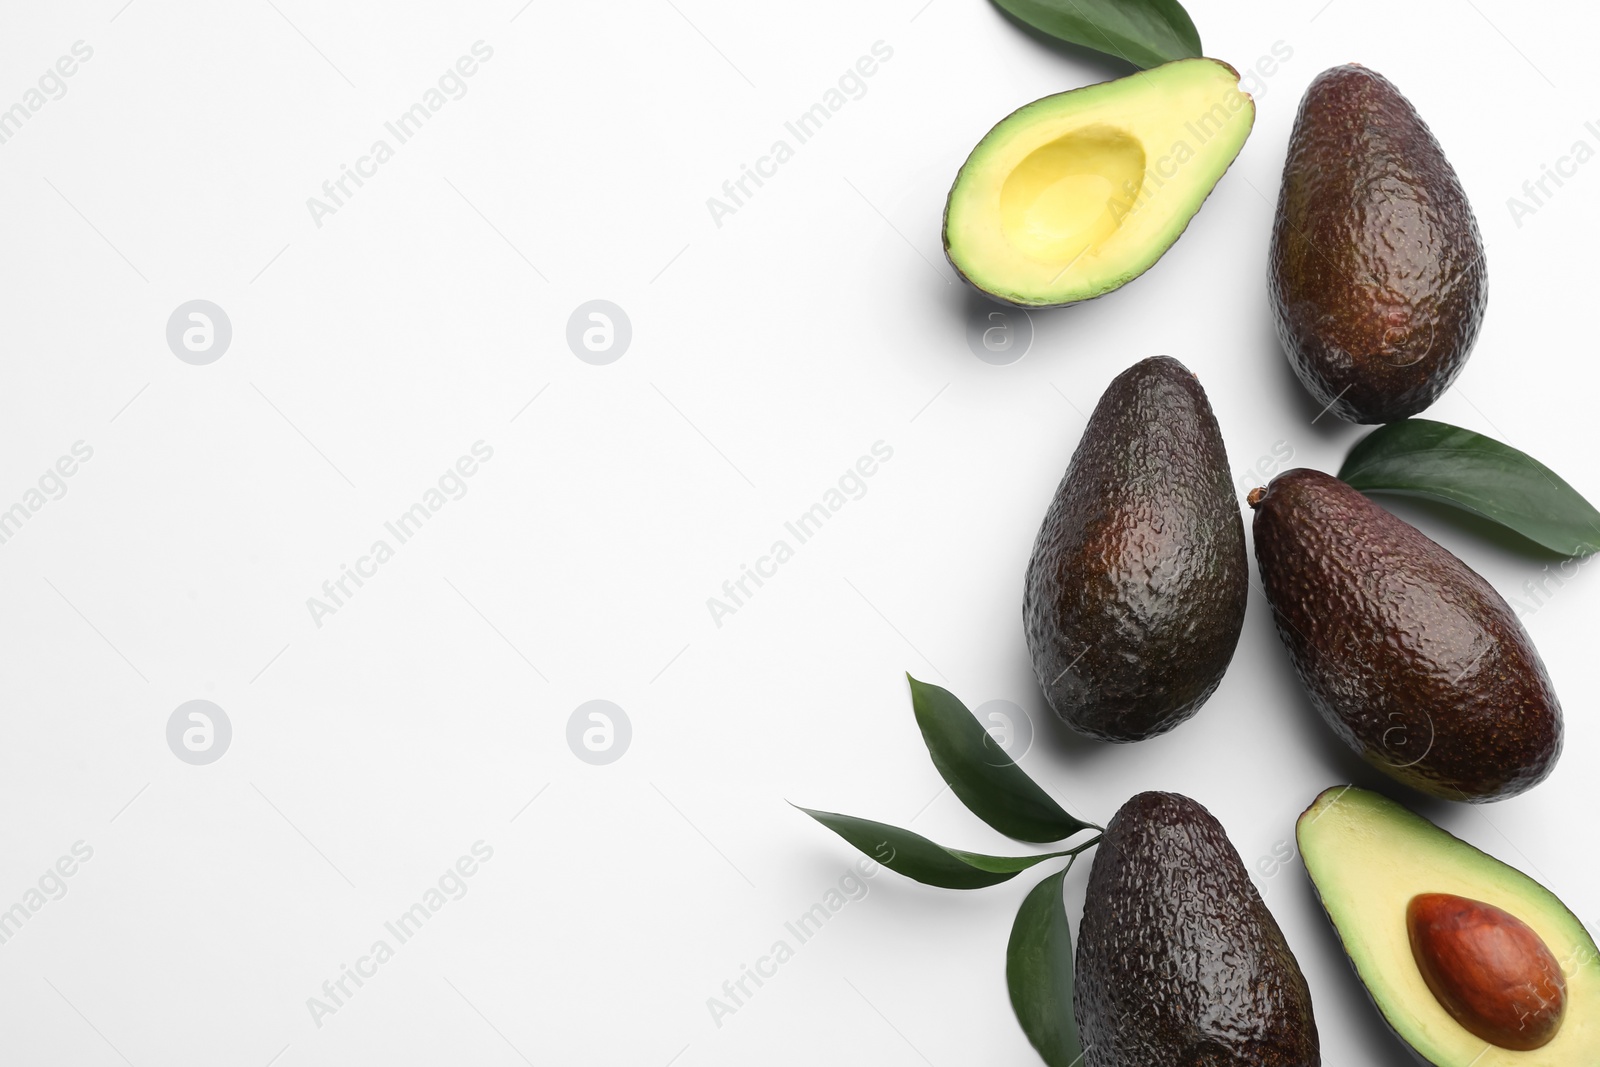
left=0, top=0, right=1594, bottom=1063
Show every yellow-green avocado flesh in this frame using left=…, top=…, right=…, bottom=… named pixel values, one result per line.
left=1298, top=786, right=1599, bottom=1066
left=942, top=57, right=1254, bottom=308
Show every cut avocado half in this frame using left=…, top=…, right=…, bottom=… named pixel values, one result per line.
left=942, top=57, right=1254, bottom=308
left=1299, top=786, right=1599, bottom=1066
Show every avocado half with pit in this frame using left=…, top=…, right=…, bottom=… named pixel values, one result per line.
left=1299, top=787, right=1599, bottom=1065
left=943, top=58, right=1254, bottom=307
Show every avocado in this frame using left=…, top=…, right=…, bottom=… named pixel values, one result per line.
left=1249, top=469, right=1562, bottom=801
left=1269, top=65, right=1486, bottom=423
left=1024, top=356, right=1246, bottom=742
left=1298, top=786, right=1599, bottom=1065
left=1077, top=791, right=1320, bottom=1066
left=944, top=58, right=1253, bottom=307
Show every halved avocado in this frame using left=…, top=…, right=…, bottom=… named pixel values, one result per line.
left=942, top=58, right=1254, bottom=307
left=1299, top=786, right=1599, bottom=1065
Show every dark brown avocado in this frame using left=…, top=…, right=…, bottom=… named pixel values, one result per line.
left=1249, top=469, right=1562, bottom=801
left=1076, top=791, right=1320, bottom=1066
left=1023, top=356, right=1246, bottom=742
left=1269, top=65, right=1487, bottom=424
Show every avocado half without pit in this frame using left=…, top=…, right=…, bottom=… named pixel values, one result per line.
left=1299, top=787, right=1598, bottom=1065
left=943, top=58, right=1255, bottom=307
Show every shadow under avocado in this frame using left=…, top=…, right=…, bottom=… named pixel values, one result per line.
left=954, top=286, right=1044, bottom=369
left=1245, top=599, right=1400, bottom=791
left=946, top=265, right=1141, bottom=370
left=1021, top=571, right=1482, bottom=807
left=1260, top=311, right=1365, bottom=446
left=982, top=624, right=1109, bottom=764
left=1239, top=589, right=1475, bottom=836
left=1029, top=691, right=1116, bottom=760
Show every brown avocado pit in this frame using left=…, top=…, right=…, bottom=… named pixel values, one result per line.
left=1408, top=893, right=1567, bottom=1051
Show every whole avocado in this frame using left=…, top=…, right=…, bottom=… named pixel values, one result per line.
left=1250, top=469, right=1562, bottom=801
left=1023, top=356, right=1246, bottom=742
left=1076, top=791, right=1320, bottom=1067
left=1269, top=65, right=1486, bottom=424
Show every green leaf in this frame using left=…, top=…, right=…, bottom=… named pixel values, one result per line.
left=1007, top=865, right=1084, bottom=1067
left=794, top=806, right=1082, bottom=890
left=1339, top=419, right=1600, bottom=557
left=988, top=0, right=1202, bottom=69
left=908, top=675, right=1095, bottom=844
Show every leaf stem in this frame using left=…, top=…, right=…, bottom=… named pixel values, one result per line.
left=1064, top=835, right=1102, bottom=857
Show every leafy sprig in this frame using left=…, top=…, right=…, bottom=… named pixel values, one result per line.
left=795, top=676, right=1098, bottom=1066
left=988, top=0, right=1203, bottom=70
left=1340, top=419, right=1600, bottom=557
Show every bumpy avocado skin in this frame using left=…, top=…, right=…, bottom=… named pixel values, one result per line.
left=1076, top=792, right=1320, bottom=1067
left=1251, top=470, right=1562, bottom=801
left=1269, top=65, right=1486, bottom=424
left=1023, top=356, right=1247, bottom=742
